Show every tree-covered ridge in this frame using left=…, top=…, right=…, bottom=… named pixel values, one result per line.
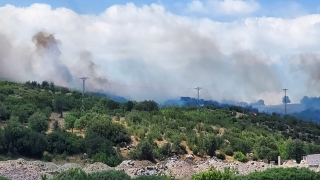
left=1, top=79, right=320, bottom=166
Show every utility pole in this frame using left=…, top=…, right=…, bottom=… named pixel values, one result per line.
left=195, top=87, right=202, bottom=111
left=80, top=77, right=89, bottom=115
left=282, top=88, right=288, bottom=115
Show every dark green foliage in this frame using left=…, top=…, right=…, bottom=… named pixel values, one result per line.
left=0, top=176, right=10, bottom=180
left=134, top=175, right=175, bottom=180
left=3, top=118, right=29, bottom=155
left=86, top=115, right=131, bottom=145
left=129, top=140, right=155, bottom=161
left=54, top=95, right=64, bottom=117
left=47, top=130, right=84, bottom=155
left=233, top=152, right=247, bottom=163
left=51, top=168, right=91, bottom=180
left=133, top=100, right=159, bottom=111
left=217, top=153, right=226, bottom=160
left=0, top=102, right=9, bottom=120
left=42, top=153, right=53, bottom=162
left=191, top=168, right=235, bottom=180
left=255, top=137, right=279, bottom=162
left=91, top=170, right=131, bottom=180
left=3, top=79, right=320, bottom=165
left=16, top=131, right=48, bottom=158
left=91, top=152, right=123, bottom=167
left=64, top=114, right=77, bottom=132
left=28, top=112, right=49, bottom=133
left=225, top=147, right=234, bottom=156
left=287, top=140, right=306, bottom=163
left=236, top=168, right=320, bottom=180
left=85, top=131, right=123, bottom=167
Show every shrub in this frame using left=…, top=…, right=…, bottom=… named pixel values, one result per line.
left=234, top=152, right=247, bottom=163
left=217, top=153, right=226, bottom=160
left=50, top=168, right=91, bottom=180
left=225, top=147, right=234, bottom=156
left=191, top=167, right=235, bottom=180
left=28, top=112, right=49, bottom=133
left=91, top=152, right=123, bottom=167
left=47, top=130, right=84, bottom=155
left=235, top=167, right=320, bottom=180
left=91, top=170, right=131, bottom=180
left=16, top=131, right=48, bottom=158
left=42, top=154, right=53, bottom=162
left=129, top=141, right=155, bottom=162
left=134, top=175, right=175, bottom=180
left=0, top=176, right=9, bottom=180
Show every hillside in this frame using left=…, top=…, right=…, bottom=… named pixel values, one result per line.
left=1, top=80, right=320, bottom=178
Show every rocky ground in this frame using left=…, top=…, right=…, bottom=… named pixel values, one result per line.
left=0, top=156, right=276, bottom=180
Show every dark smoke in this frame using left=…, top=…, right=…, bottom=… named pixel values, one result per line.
left=32, top=31, right=62, bottom=56
left=31, top=31, right=73, bottom=84
left=79, top=50, right=109, bottom=90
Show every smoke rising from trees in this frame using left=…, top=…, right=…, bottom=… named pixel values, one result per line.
left=0, top=3, right=319, bottom=104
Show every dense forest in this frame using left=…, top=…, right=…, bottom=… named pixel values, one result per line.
left=1, top=79, right=320, bottom=169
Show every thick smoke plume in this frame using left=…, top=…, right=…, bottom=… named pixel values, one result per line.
left=0, top=3, right=320, bottom=104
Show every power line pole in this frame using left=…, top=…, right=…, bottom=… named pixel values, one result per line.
left=282, top=88, right=288, bottom=115
left=80, top=77, right=89, bottom=115
left=195, top=87, right=202, bottom=111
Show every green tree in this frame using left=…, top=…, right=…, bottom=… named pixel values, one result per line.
left=287, top=140, right=306, bottom=163
left=255, top=137, right=279, bottom=162
left=86, top=114, right=131, bottom=145
left=0, top=102, right=9, bottom=120
left=54, top=95, right=64, bottom=117
left=129, top=140, right=154, bottom=161
left=64, top=114, right=77, bottom=132
left=3, top=117, right=29, bottom=155
left=28, top=112, right=49, bottom=133
left=16, top=131, right=48, bottom=158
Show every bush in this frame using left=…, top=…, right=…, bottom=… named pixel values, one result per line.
left=91, top=152, right=123, bottom=167
left=91, top=170, right=131, bottom=180
left=16, top=131, right=48, bottom=158
left=42, top=154, right=53, bottom=162
left=191, top=167, right=235, bottom=180
left=86, top=115, right=131, bottom=145
left=235, top=167, right=320, bottom=180
left=50, top=168, right=91, bottom=180
left=134, top=175, right=175, bottom=180
left=129, top=141, right=155, bottom=162
left=0, top=176, right=10, bottom=180
left=217, top=153, right=226, bottom=160
left=28, top=112, right=49, bottom=133
left=234, top=152, right=247, bottom=163
left=225, top=147, right=234, bottom=156
left=47, top=130, right=84, bottom=155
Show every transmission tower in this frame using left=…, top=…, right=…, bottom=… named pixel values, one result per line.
left=282, top=88, right=288, bottom=115
left=80, top=77, right=89, bottom=115
left=195, top=87, right=202, bottom=111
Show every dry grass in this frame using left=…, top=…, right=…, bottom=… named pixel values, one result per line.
left=46, top=112, right=67, bottom=134
left=0, top=120, right=6, bottom=129
left=155, top=138, right=168, bottom=148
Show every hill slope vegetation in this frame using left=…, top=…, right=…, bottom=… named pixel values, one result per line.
left=1, top=80, right=320, bottom=167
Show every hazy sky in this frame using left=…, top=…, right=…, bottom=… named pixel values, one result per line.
left=1, top=0, right=320, bottom=105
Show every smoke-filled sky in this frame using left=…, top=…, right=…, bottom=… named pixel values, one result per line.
left=1, top=0, right=320, bottom=105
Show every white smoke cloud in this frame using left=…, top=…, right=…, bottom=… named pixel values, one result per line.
left=187, top=0, right=260, bottom=16
left=0, top=3, right=320, bottom=105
